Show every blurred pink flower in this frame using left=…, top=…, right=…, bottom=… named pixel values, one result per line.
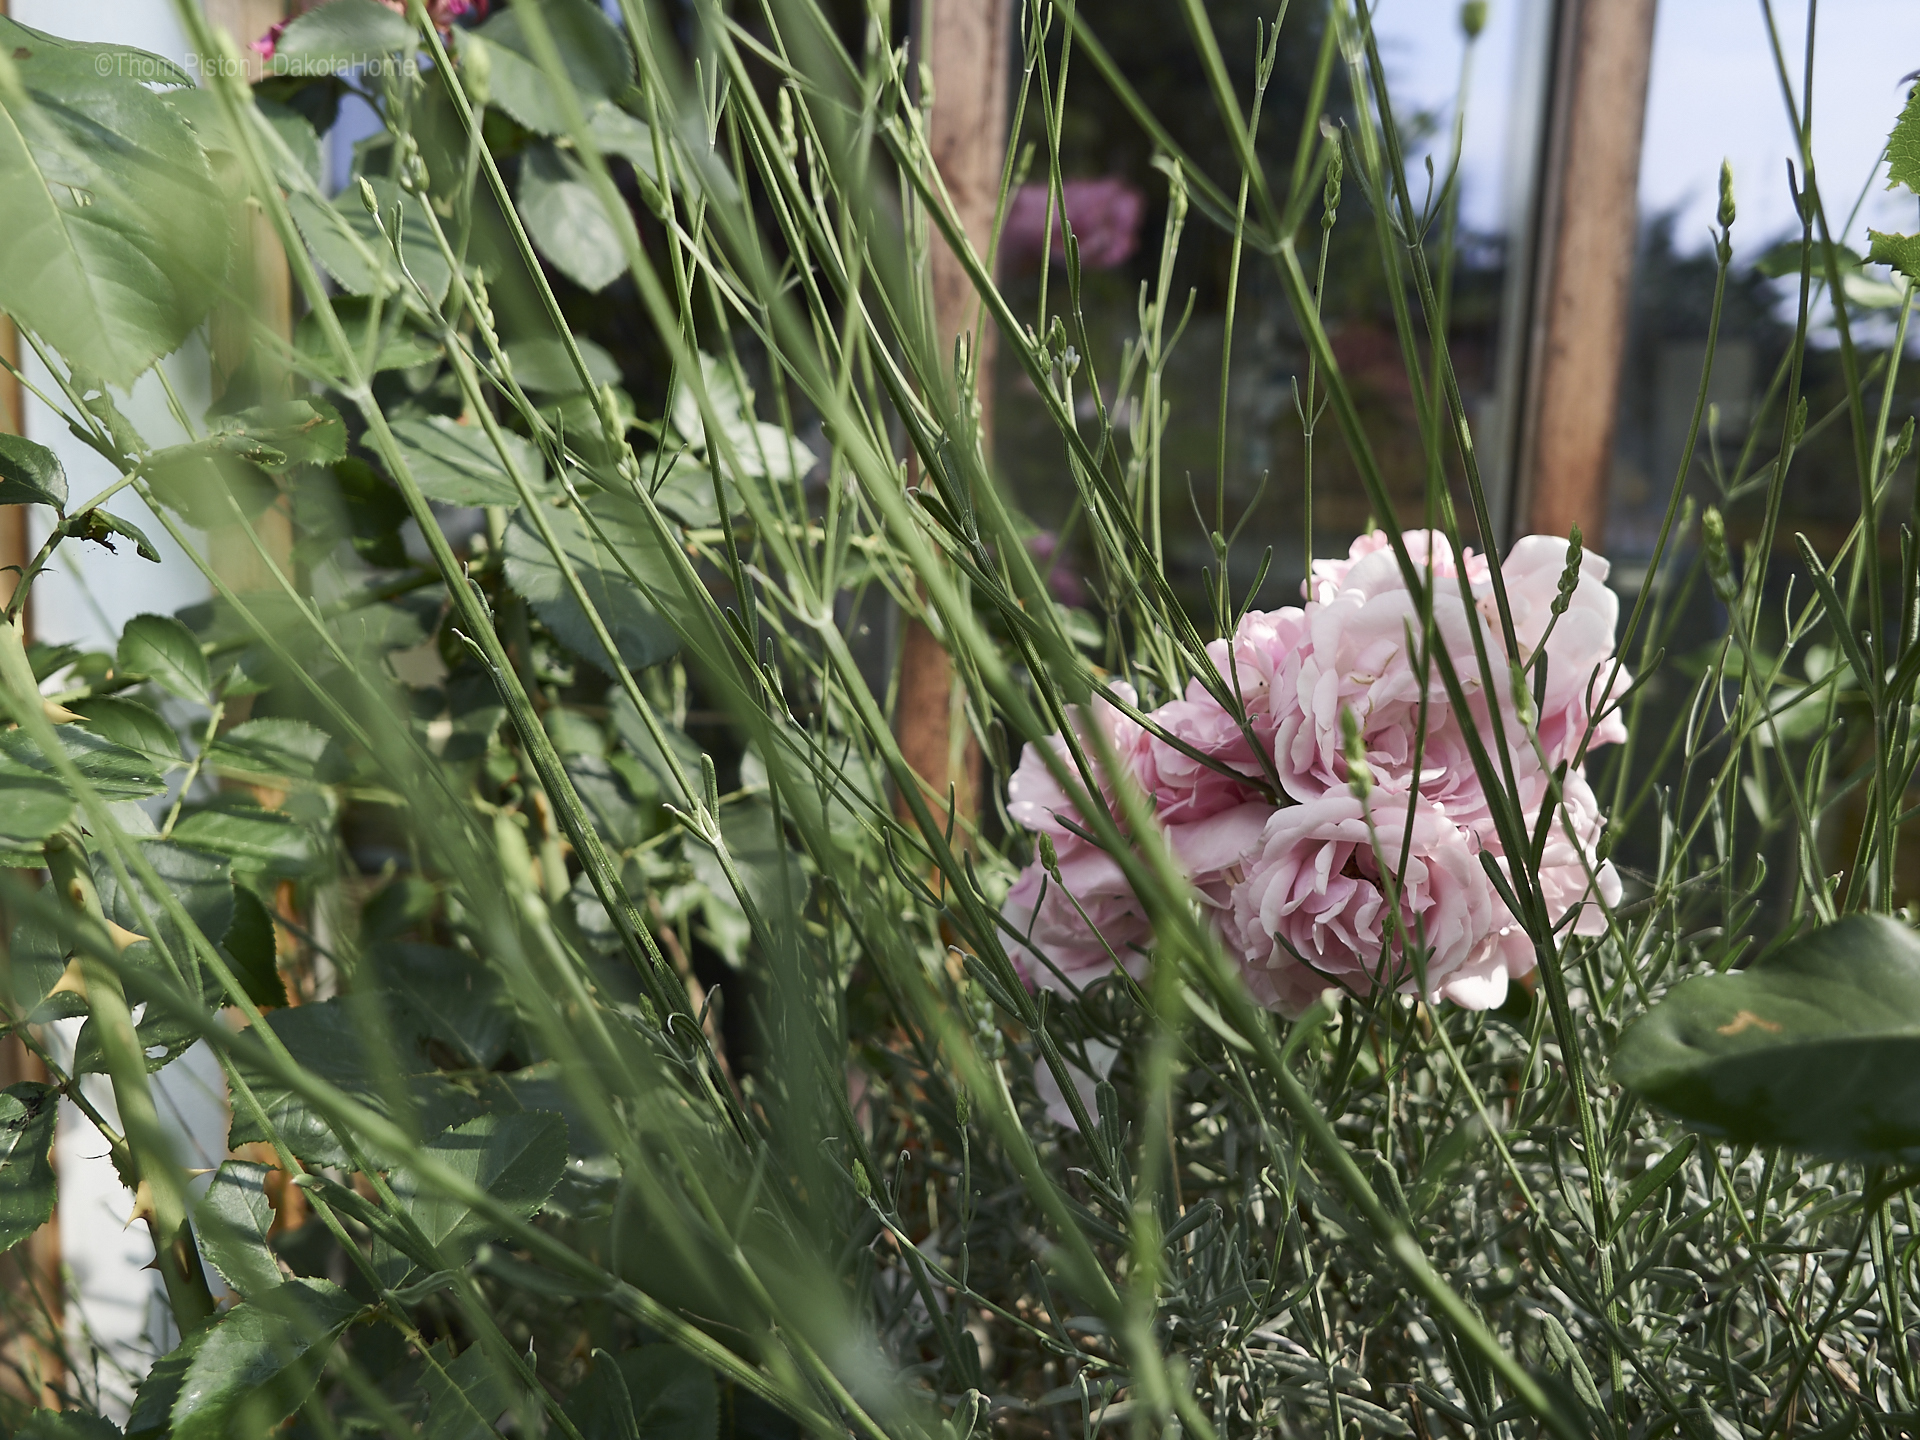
left=1463, top=769, right=1623, bottom=1006
left=1303, top=529, right=1628, bottom=769
left=1002, top=802, right=1269, bottom=994
left=1025, top=531, right=1087, bottom=608
left=251, top=19, right=288, bottom=59
left=1001, top=673, right=1269, bottom=993
left=1133, top=682, right=1265, bottom=825
left=1307, top=528, right=1489, bottom=605
left=1002, top=177, right=1146, bottom=272
left=1002, top=841, right=1154, bottom=991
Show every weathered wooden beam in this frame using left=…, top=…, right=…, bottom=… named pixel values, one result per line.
left=0, top=6, right=61, bottom=1406
left=894, top=0, right=1012, bottom=835
left=1508, top=0, right=1659, bottom=549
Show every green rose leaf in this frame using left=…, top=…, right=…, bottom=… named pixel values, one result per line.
left=0, top=17, right=233, bottom=385
left=143, top=440, right=282, bottom=527
left=209, top=400, right=349, bottom=473
left=227, top=1000, right=483, bottom=1167
left=518, top=142, right=627, bottom=293
left=386, top=1111, right=569, bottom=1269
left=1614, top=913, right=1920, bottom=1158
left=0, top=433, right=67, bottom=510
left=17, top=1412, right=121, bottom=1440
left=1754, top=239, right=1863, bottom=280
left=289, top=177, right=452, bottom=306
left=585, top=102, right=658, bottom=179
left=165, top=87, right=323, bottom=193
left=90, top=840, right=234, bottom=952
left=503, top=503, right=680, bottom=674
left=65, top=508, right=160, bottom=563
left=668, top=355, right=815, bottom=483
left=194, top=1159, right=282, bottom=1300
left=0, top=753, right=74, bottom=847
left=67, top=696, right=185, bottom=765
left=0, top=725, right=166, bottom=802
left=1868, top=229, right=1920, bottom=285
left=0, top=1082, right=58, bottom=1256
left=389, top=414, right=543, bottom=507
left=646, top=460, right=739, bottom=528
left=170, top=798, right=325, bottom=876
left=202, top=718, right=343, bottom=787
left=223, top=884, right=290, bottom=1011
left=169, top=1278, right=362, bottom=1440
left=566, top=1347, right=718, bottom=1440
left=419, top=1339, right=518, bottom=1440
left=295, top=297, right=441, bottom=378
left=117, top=612, right=210, bottom=703
left=269, top=0, right=416, bottom=70
left=502, top=334, right=621, bottom=396
left=462, top=0, right=632, bottom=137
left=375, top=943, right=518, bottom=1071
left=127, top=1331, right=205, bottom=1439
left=1887, top=81, right=1920, bottom=194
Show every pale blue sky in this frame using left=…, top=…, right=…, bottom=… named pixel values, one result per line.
left=1375, top=0, right=1920, bottom=259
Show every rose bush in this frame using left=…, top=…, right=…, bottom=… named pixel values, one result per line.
left=1002, top=529, right=1625, bottom=1013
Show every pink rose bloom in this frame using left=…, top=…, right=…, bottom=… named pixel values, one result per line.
left=1222, top=791, right=1501, bottom=1016
left=255, top=0, right=484, bottom=57
left=1466, top=769, right=1623, bottom=1002
left=1279, top=529, right=1627, bottom=805
left=394, top=0, right=487, bottom=24
left=1204, top=606, right=1310, bottom=747
left=1006, top=683, right=1152, bottom=842
left=251, top=19, right=289, bottom=58
left=1168, top=800, right=1273, bottom=909
left=1002, top=842, right=1155, bottom=991
left=1488, top=535, right=1630, bottom=766
left=1271, top=544, right=1502, bottom=823
left=1002, top=801, right=1268, bottom=993
left=1134, top=680, right=1269, bottom=825
left=1307, top=529, right=1489, bottom=605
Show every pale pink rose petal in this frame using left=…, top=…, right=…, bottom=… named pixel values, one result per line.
left=1134, top=680, right=1267, bottom=824
left=1006, top=682, right=1149, bottom=839
left=1222, top=791, right=1503, bottom=1017
left=1002, top=840, right=1155, bottom=992
left=1478, top=534, right=1630, bottom=765
left=1470, top=769, right=1623, bottom=993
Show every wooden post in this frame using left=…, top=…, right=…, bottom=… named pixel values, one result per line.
left=0, top=7, right=61, bottom=1406
left=895, top=0, right=1012, bottom=835
left=1507, top=0, right=1658, bottom=549
left=0, top=316, right=61, bottom=1413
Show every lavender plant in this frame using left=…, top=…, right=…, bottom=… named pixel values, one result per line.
left=0, top=1, right=1915, bottom=1437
